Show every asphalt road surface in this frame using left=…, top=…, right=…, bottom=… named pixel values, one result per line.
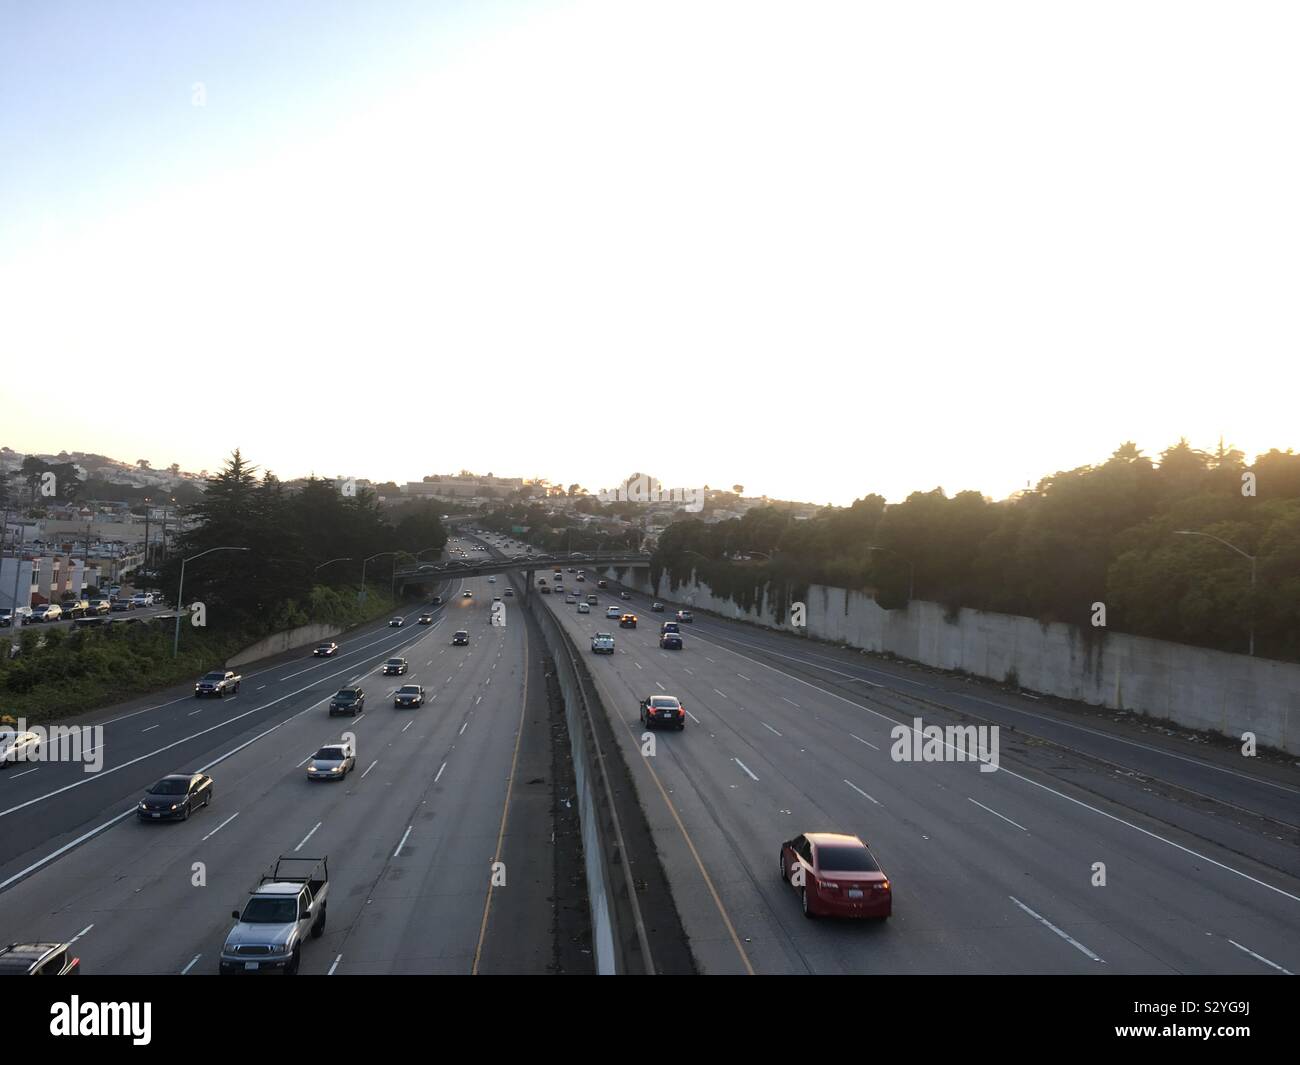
left=0, top=577, right=566, bottom=974
left=535, top=571, right=1300, bottom=975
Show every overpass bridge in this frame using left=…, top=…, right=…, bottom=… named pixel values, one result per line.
left=394, top=552, right=652, bottom=597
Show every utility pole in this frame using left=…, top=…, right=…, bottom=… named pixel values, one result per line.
left=142, top=498, right=151, bottom=590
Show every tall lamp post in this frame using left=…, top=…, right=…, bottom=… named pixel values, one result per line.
left=360, top=551, right=398, bottom=604
left=1174, top=530, right=1257, bottom=656
left=173, top=546, right=250, bottom=657
left=313, top=557, right=353, bottom=577
left=867, top=546, right=914, bottom=602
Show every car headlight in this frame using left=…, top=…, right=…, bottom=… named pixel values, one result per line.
left=169, top=803, right=179, bottom=811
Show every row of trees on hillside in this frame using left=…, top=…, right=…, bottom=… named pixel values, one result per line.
left=160, top=451, right=447, bottom=633
left=655, top=440, right=1300, bottom=662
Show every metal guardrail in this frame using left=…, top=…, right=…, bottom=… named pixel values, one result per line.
left=513, top=570, right=655, bottom=975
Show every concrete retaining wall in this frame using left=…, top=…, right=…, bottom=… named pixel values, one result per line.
left=598, top=567, right=1299, bottom=754
left=228, top=622, right=343, bottom=668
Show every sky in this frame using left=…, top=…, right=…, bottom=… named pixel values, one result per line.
left=1, top=1, right=1297, bottom=505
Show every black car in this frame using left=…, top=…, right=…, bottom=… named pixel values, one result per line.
left=313, top=642, right=339, bottom=657
left=452, top=630, right=469, bottom=646
left=329, top=687, right=365, bottom=716
left=660, top=632, right=683, bottom=650
left=640, top=695, right=686, bottom=731
left=651, top=602, right=665, bottom=612
left=0, top=942, right=80, bottom=975
left=418, top=613, right=434, bottom=624
left=382, top=657, right=408, bottom=676
left=138, top=773, right=213, bottom=821
left=431, top=596, right=443, bottom=605
left=394, top=684, right=424, bottom=708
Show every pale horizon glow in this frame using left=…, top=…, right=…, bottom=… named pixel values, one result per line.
left=2, top=1, right=1296, bottom=505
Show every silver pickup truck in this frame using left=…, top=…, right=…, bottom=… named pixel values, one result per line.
left=219, top=856, right=328, bottom=974
left=195, top=669, right=241, bottom=697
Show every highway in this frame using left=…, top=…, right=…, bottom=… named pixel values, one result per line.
left=532, top=566, right=1300, bottom=975
left=0, top=572, right=575, bottom=974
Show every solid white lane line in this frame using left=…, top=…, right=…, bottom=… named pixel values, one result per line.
left=844, top=779, right=880, bottom=805
left=362, top=757, right=381, bottom=775
left=70, top=923, right=94, bottom=943
left=655, top=681, right=666, bottom=691
left=0, top=809, right=135, bottom=893
left=713, top=689, right=728, bottom=699
left=850, top=733, right=879, bottom=750
left=394, top=825, right=413, bottom=857
left=296, top=821, right=322, bottom=851
left=734, top=758, right=759, bottom=782
left=10, top=767, right=38, bottom=778
left=693, top=631, right=1300, bottom=906
left=761, top=722, right=783, bottom=737
left=181, top=954, right=201, bottom=975
left=1009, top=896, right=1104, bottom=963
left=1227, top=939, right=1293, bottom=975
left=435, top=761, right=447, bottom=783
left=459, top=721, right=469, bottom=736
left=202, top=812, right=239, bottom=841
left=968, top=797, right=1027, bottom=832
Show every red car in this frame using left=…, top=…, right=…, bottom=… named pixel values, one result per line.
left=779, top=832, right=891, bottom=919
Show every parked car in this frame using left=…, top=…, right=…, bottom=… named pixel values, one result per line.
left=779, top=833, right=891, bottom=920
left=30, top=604, right=62, bottom=623
left=0, top=942, right=81, bottom=975
left=88, top=599, right=112, bottom=615
left=394, top=684, right=425, bottom=708
left=137, top=773, right=213, bottom=821
left=60, top=599, right=90, bottom=619
left=110, top=600, right=133, bottom=613
left=0, top=606, right=33, bottom=628
left=195, top=670, right=241, bottom=697
left=313, top=642, right=339, bottom=657
left=306, top=742, right=355, bottom=781
left=382, top=657, right=408, bottom=676
left=328, top=688, right=365, bottom=716
left=220, top=856, right=328, bottom=975
left=639, top=695, right=685, bottom=730
left=591, top=633, right=615, bottom=654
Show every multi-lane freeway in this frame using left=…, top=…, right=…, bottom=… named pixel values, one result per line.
left=530, top=562, right=1300, bottom=975
left=0, top=573, right=578, bottom=974
left=3, top=530, right=1297, bottom=976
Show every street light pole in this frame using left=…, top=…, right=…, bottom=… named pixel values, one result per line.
left=1174, top=530, right=1257, bottom=656
left=313, top=556, right=353, bottom=576
left=360, top=551, right=398, bottom=604
left=173, top=546, right=250, bottom=657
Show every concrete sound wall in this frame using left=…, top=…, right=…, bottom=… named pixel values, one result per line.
left=597, top=567, right=1299, bottom=755
left=228, top=622, right=343, bottom=668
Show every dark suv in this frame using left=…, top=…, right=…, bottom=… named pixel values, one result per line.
left=329, top=688, right=365, bottom=716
